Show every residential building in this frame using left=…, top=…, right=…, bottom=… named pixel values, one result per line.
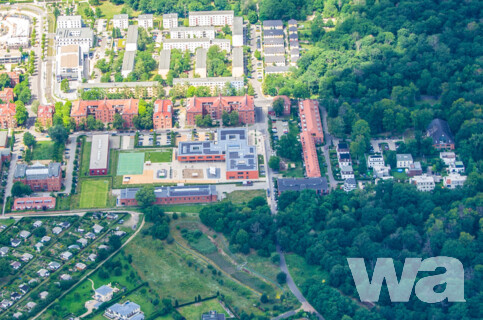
left=11, top=238, right=21, bottom=247
left=71, top=99, right=139, bottom=128
left=121, top=51, right=136, bottom=78
left=37, top=269, right=49, bottom=277
left=0, top=71, right=20, bottom=86
left=12, top=196, right=56, bottom=211
left=60, top=251, right=72, bottom=260
left=410, top=175, right=435, bottom=192
left=48, top=261, right=61, bottom=270
left=56, top=44, right=85, bottom=81
left=264, top=38, right=285, bottom=47
left=159, top=49, right=171, bottom=78
left=0, top=88, right=14, bottom=103
left=265, top=55, right=286, bottom=66
left=19, top=230, right=30, bottom=239
left=263, top=20, right=283, bottom=30
left=299, top=99, right=324, bottom=144
left=163, top=13, right=178, bottom=29
left=300, top=131, right=321, bottom=178
left=288, top=33, right=298, bottom=41
left=37, top=105, right=55, bottom=127
left=443, top=173, right=467, bottom=189
left=76, top=263, right=87, bottom=271
left=274, top=95, right=291, bottom=116
left=277, top=177, right=328, bottom=196
left=427, top=118, right=455, bottom=150
left=343, top=178, right=357, bottom=192
left=367, top=154, right=384, bottom=168
left=288, top=26, right=298, bottom=35
left=0, top=131, right=7, bottom=148
left=232, top=47, right=244, bottom=77
left=264, top=46, right=285, bottom=56
left=162, top=38, right=230, bottom=52
left=232, top=17, right=244, bottom=47
left=60, top=274, right=72, bottom=281
left=13, top=162, right=62, bottom=192
left=407, top=161, right=423, bottom=177
left=95, top=285, right=114, bottom=302
left=289, top=40, right=299, bottom=49
left=0, top=247, right=8, bottom=256
left=202, top=311, right=225, bottom=320
left=373, top=165, right=392, bottom=179
left=338, top=153, right=352, bottom=165
left=113, top=14, right=129, bottom=30
left=0, top=102, right=16, bottom=128
left=33, top=221, right=42, bottom=228
left=440, top=151, right=456, bottom=166
left=185, top=95, right=255, bottom=126
left=173, top=77, right=244, bottom=94
left=137, top=14, right=153, bottom=29
left=39, top=291, right=49, bottom=300
left=119, top=185, right=217, bottom=206
left=288, top=19, right=297, bottom=28
left=177, top=128, right=259, bottom=180
left=89, top=134, right=110, bottom=176
left=78, top=82, right=161, bottom=98
left=396, top=154, right=413, bottom=168
left=153, top=99, right=173, bottom=130
left=21, top=253, right=33, bottom=262
left=57, top=15, right=82, bottom=29
left=52, top=226, right=62, bottom=235
left=189, top=10, right=234, bottom=27
left=55, top=28, right=94, bottom=53
left=265, top=66, right=290, bottom=75
left=170, top=26, right=216, bottom=40
left=448, top=161, right=465, bottom=174
left=340, top=164, right=355, bottom=179
left=93, top=224, right=104, bottom=233
left=0, top=52, right=22, bottom=64
left=263, top=29, right=284, bottom=38
left=195, top=48, right=207, bottom=78
left=334, top=142, right=348, bottom=153
left=126, top=25, right=138, bottom=52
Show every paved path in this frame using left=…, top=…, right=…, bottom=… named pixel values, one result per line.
left=320, top=106, right=340, bottom=189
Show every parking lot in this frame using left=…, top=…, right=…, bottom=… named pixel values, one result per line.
left=138, top=132, right=172, bottom=147
left=271, top=120, right=289, bottom=141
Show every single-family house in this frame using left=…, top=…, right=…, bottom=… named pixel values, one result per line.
left=407, top=162, right=423, bottom=177
left=39, top=291, right=49, bottom=300
left=448, top=161, right=465, bottom=174
left=11, top=238, right=21, bottom=247
left=60, top=251, right=73, bottom=260
left=48, top=261, right=61, bottom=270
left=0, top=247, right=9, bottom=256
left=396, top=154, right=413, bottom=168
left=41, top=236, right=51, bottom=243
left=340, top=164, right=354, bottom=179
left=59, top=222, right=71, bottom=229
left=443, top=173, right=467, bottom=189
left=77, top=238, right=88, bottom=247
left=343, top=178, right=357, bottom=192
left=75, top=262, right=87, bottom=271
left=68, top=244, right=80, bottom=251
left=105, top=301, right=143, bottom=320
left=440, top=152, right=456, bottom=166
left=410, top=175, right=435, bottom=192
left=93, top=224, right=104, bottom=234
left=94, top=285, right=114, bottom=302
left=85, top=232, right=96, bottom=240
left=21, top=253, right=33, bottom=262
left=25, top=301, right=37, bottom=311
left=1, top=299, right=12, bottom=309
left=367, top=154, right=385, bottom=168
left=337, top=142, right=350, bottom=154
left=89, top=253, right=97, bottom=262
left=60, top=274, right=72, bottom=281
left=37, top=268, right=50, bottom=277
left=338, top=152, right=352, bottom=165
left=52, top=226, right=62, bottom=235
left=10, top=261, right=21, bottom=270
left=19, top=284, right=29, bottom=294
left=19, top=230, right=31, bottom=239
left=33, top=220, right=43, bottom=228
left=10, top=292, right=21, bottom=301
left=34, top=242, right=43, bottom=252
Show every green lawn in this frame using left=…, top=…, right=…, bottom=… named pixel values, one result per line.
left=178, top=299, right=227, bottom=320
left=81, top=141, right=92, bottom=177
left=281, top=161, right=305, bottom=178
left=32, top=141, right=55, bottom=160
left=223, top=190, right=266, bottom=204
left=162, top=204, right=207, bottom=213
left=117, top=152, right=145, bottom=175
left=391, top=169, right=408, bottom=181
left=285, top=254, right=328, bottom=288
left=188, top=234, right=217, bottom=255
left=145, top=150, right=173, bottom=162
left=79, top=179, right=109, bottom=208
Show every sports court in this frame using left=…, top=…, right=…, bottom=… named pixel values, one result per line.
left=117, top=152, right=145, bottom=175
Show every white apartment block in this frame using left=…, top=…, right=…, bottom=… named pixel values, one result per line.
left=195, top=48, right=207, bottom=78
left=170, top=27, right=216, bottom=40
left=163, top=13, right=178, bottom=29
left=113, top=14, right=129, bottom=30
left=55, top=28, right=94, bottom=53
left=368, top=154, right=385, bottom=168
left=57, top=15, right=82, bottom=29
left=138, top=14, right=154, bottom=29
left=410, top=175, right=435, bottom=192
left=232, top=17, right=243, bottom=47
left=163, top=38, right=230, bottom=53
left=159, top=49, right=171, bottom=78
left=232, top=47, right=244, bottom=77
left=56, top=44, right=85, bottom=82
left=126, top=25, right=138, bottom=52
left=189, top=10, right=234, bottom=26
left=440, top=151, right=456, bottom=166
left=443, top=173, right=467, bottom=189
left=173, top=77, right=244, bottom=92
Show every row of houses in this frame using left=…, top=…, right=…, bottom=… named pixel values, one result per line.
left=298, top=100, right=324, bottom=178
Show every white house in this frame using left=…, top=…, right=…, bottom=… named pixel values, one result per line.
left=443, top=173, right=467, bottom=189
left=396, top=154, right=413, bottom=168
left=94, top=285, right=114, bottom=302
left=137, top=14, right=154, bottom=29
left=163, top=13, right=178, bottom=29
left=343, top=178, right=357, bottom=192
left=60, top=251, right=73, bottom=260
left=340, top=164, right=355, bottom=179
left=113, top=14, right=129, bottom=30
left=410, top=175, right=435, bottom=192
left=57, top=15, right=82, bottom=29
left=440, top=151, right=456, bottom=166
left=447, top=161, right=465, bottom=174
left=367, top=154, right=385, bottom=168
left=105, top=301, right=143, bottom=320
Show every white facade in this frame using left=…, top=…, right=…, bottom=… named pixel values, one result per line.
left=440, top=152, right=456, bottom=166
left=343, top=178, right=357, bottom=192
left=447, top=161, right=465, bottom=173
left=443, top=173, right=466, bottom=189
left=55, top=28, right=94, bottom=53
left=56, top=44, right=85, bottom=82
left=173, top=77, right=244, bottom=92
left=410, top=175, right=435, bottom=192
left=189, top=10, right=234, bottom=26
left=232, top=16, right=243, bottom=47
left=368, top=154, right=385, bottom=168
left=170, top=27, right=215, bottom=40
left=113, top=14, right=129, bottom=30
left=163, top=13, right=178, bottom=29
left=137, top=14, right=154, bottom=29
left=57, top=15, right=82, bottom=29
left=340, top=164, right=355, bottom=179
left=163, top=38, right=230, bottom=53
left=396, top=154, right=413, bottom=168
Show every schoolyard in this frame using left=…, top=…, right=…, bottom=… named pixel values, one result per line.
left=117, top=152, right=145, bottom=175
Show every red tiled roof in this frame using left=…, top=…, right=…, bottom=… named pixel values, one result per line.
left=187, top=95, right=255, bottom=113
left=37, top=105, right=55, bottom=118
left=0, top=102, right=16, bottom=116
left=300, top=131, right=321, bottom=178
left=71, top=99, right=139, bottom=117
left=299, top=99, right=323, bottom=142
left=0, top=88, right=14, bottom=103
left=153, top=99, right=173, bottom=116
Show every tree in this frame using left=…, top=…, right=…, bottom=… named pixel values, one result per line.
left=268, top=156, right=280, bottom=170
left=23, top=132, right=36, bottom=148
left=272, top=98, right=285, bottom=117
left=11, top=181, right=32, bottom=197
left=229, top=111, right=239, bottom=125
left=247, top=83, right=255, bottom=96
left=254, top=50, right=261, bottom=60
left=248, top=11, right=258, bottom=24
left=276, top=272, right=287, bottom=284
left=32, top=227, right=47, bottom=238
left=48, top=125, right=69, bottom=144
left=222, top=111, right=230, bottom=126
left=31, top=100, right=40, bottom=114
left=15, top=101, right=28, bottom=126
left=61, top=79, right=70, bottom=92
left=135, top=185, right=156, bottom=207
left=0, top=259, right=10, bottom=277
left=260, top=293, right=269, bottom=303
left=113, top=113, right=125, bottom=129
left=0, top=73, right=10, bottom=90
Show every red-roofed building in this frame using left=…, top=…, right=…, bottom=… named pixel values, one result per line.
left=186, top=95, right=255, bottom=126
left=13, top=196, right=56, bottom=211
left=71, top=99, right=139, bottom=128
left=274, top=95, right=291, bottom=115
left=299, top=99, right=323, bottom=144
left=0, top=102, right=16, bottom=128
left=0, top=71, right=21, bottom=87
left=0, top=88, right=14, bottom=103
left=37, top=105, right=55, bottom=127
left=300, top=131, right=321, bottom=178
left=153, top=99, right=173, bottom=129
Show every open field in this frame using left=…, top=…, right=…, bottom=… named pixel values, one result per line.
left=32, top=141, right=55, bottom=160
left=178, top=299, right=227, bottom=320
left=285, top=254, right=328, bottom=288
left=79, top=179, right=109, bottom=208
left=117, top=152, right=145, bottom=175
left=145, top=150, right=172, bottom=162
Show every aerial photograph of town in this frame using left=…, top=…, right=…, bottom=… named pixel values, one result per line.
left=0, top=0, right=479, bottom=319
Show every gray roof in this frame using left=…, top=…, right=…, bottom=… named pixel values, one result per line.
left=233, top=17, right=243, bottom=35
left=113, top=14, right=129, bottom=19
left=122, top=51, right=136, bottom=73
left=278, top=178, right=328, bottom=193
left=345, top=178, right=356, bottom=185
left=288, top=19, right=297, bottom=25
left=195, top=48, right=207, bottom=69
left=190, top=10, right=234, bottom=16
left=263, top=29, right=284, bottom=37
left=232, top=47, right=243, bottom=68
left=79, top=81, right=158, bottom=90
left=426, top=118, right=454, bottom=145
left=120, top=185, right=217, bottom=200
left=265, top=56, right=285, bottom=64
left=288, top=33, right=298, bottom=40
left=289, top=26, right=298, bottom=32
left=264, top=46, right=285, bottom=55
left=265, top=66, right=290, bottom=74
left=108, top=301, right=140, bottom=317
left=290, top=48, right=299, bottom=56
left=95, top=285, right=113, bottom=296
left=14, top=162, right=61, bottom=180
left=202, top=311, right=225, bottom=320
left=264, top=38, right=284, bottom=46
left=289, top=40, right=299, bottom=48
left=0, top=131, right=8, bottom=147
left=138, top=14, right=153, bottom=20
left=126, top=25, right=139, bottom=45
left=89, top=134, right=110, bottom=170
left=396, top=154, right=413, bottom=162
left=159, top=50, right=171, bottom=71
left=57, top=15, right=82, bottom=22
left=163, top=13, right=178, bottom=19
left=409, top=161, right=422, bottom=171
left=56, top=28, right=94, bottom=40
left=263, top=20, right=283, bottom=28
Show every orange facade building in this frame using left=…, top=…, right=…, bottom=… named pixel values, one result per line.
left=186, top=95, right=255, bottom=126
left=71, top=99, right=139, bottom=128
left=0, top=88, right=14, bottom=103
left=275, top=95, right=291, bottom=115
left=153, top=99, right=173, bottom=129
left=0, top=102, right=16, bottom=129
left=37, top=105, right=55, bottom=127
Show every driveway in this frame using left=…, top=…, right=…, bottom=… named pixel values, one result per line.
left=63, top=133, right=80, bottom=194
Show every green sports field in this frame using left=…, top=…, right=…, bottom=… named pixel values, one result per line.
left=79, top=180, right=109, bottom=208
left=117, top=152, right=145, bottom=175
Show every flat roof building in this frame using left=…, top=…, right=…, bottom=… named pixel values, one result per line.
left=163, top=38, right=230, bottom=53
left=56, top=44, right=85, bottom=82
left=119, top=185, right=218, bottom=206
left=410, top=174, right=435, bottom=192
left=113, top=14, right=129, bottom=30
left=277, top=177, right=328, bottom=195
left=159, top=49, right=171, bottom=78
left=232, top=47, right=244, bottom=77
left=57, top=15, right=82, bottom=29
left=138, top=14, right=154, bottom=29
left=189, top=10, right=234, bottom=26
left=195, top=48, right=207, bottom=78
left=170, top=26, right=216, bottom=40
left=121, top=51, right=136, bottom=78
left=78, top=82, right=161, bottom=99
left=163, top=13, right=178, bottom=29
left=232, top=16, right=244, bottom=47
left=55, top=28, right=94, bottom=53
left=173, top=77, right=244, bottom=93
left=89, top=134, right=110, bottom=176
left=126, top=25, right=138, bottom=52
